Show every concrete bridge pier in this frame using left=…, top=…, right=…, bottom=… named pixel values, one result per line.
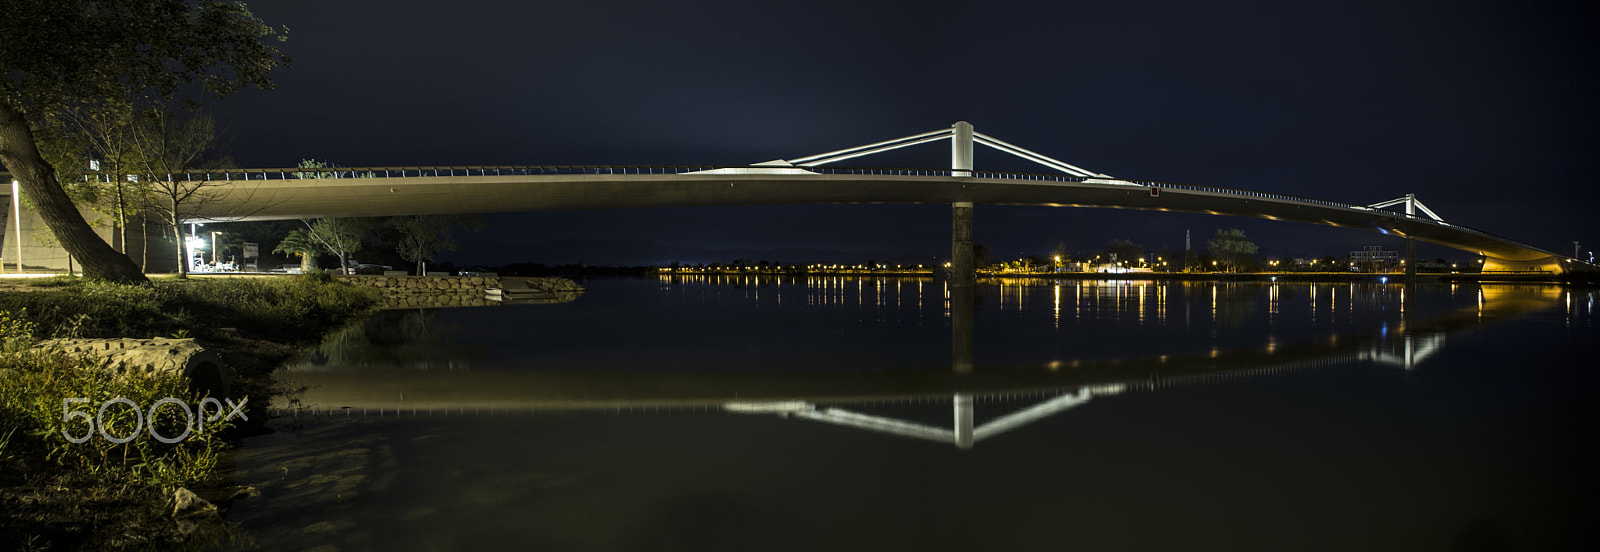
left=950, top=121, right=976, bottom=373
left=951, top=203, right=974, bottom=287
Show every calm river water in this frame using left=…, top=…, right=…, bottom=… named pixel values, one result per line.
left=217, top=276, right=1596, bottom=551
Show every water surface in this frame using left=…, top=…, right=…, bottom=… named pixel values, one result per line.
left=220, top=277, right=1597, bottom=551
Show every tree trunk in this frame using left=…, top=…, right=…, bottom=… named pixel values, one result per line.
left=172, top=220, right=186, bottom=276
left=139, top=211, right=149, bottom=271
left=115, top=184, right=127, bottom=254
left=170, top=194, right=188, bottom=276
left=0, top=102, right=146, bottom=283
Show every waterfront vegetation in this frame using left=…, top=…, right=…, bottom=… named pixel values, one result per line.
left=0, top=274, right=379, bottom=551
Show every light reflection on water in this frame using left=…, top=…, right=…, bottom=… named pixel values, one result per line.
left=227, top=277, right=1595, bottom=551
left=291, top=276, right=1470, bottom=374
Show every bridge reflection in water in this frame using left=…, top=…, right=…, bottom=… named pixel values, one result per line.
left=276, top=280, right=1566, bottom=449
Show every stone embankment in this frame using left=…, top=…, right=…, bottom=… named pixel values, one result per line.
left=335, top=275, right=502, bottom=308
left=40, top=337, right=231, bottom=398
left=333, top=275, right=584, bottom=307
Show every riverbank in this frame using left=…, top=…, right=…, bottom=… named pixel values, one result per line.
left=978, top=271, right=1597, bottom=285
left=0, top=274, right=382, bottom=551
left=657, top=268, right=1593, bottom=285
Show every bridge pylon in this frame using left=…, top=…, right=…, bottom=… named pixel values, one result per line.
left=951, top=121, right=975, bottom=288
left=778, top=120, right=1112, bottom=288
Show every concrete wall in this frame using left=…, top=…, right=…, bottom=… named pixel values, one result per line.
left=0, top=194, right=179, bottom=273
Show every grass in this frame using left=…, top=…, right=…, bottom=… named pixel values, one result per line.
left=0, top=274, right=380, bottom=551
left=5, top=271, right=375, bottom=342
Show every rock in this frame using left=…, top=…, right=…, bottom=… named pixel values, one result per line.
left=173, top=487, right=216, bottom=517
left=172, top=487, right=218, bottom=535
left=331, top=275, right=516, bottom=307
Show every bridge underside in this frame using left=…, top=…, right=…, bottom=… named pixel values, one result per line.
left=193, top=173, right=1561, bottom=270
left=1481, top=256, right=1563, bottom=274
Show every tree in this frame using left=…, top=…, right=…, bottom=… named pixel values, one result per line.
left=273, top=228, right=322, bottom=271
left=1153, top=246, right=1175, bottom=271
left=304, top=218, right=369, bottom=275
left=1207, top=229, right=1259, bottom=273
left=44, top=105, right=235, bottom=274
left=1103, top=239, right=1145, bottom=266
left=132, top=109, right=236, bottom=275
left=1050, top=241, right=1068, bottom=267
left=291, top=160, right=378, bottom=274
left=0, top=0, right=287, bottom=282
left=54, top=103, right=151, bottom=257
left=391, top=215, right=479, bottom=275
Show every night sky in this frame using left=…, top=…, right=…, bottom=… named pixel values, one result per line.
left=209, top=0, right=1599, bottom=267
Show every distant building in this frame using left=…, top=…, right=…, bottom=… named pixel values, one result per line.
left=1349, top=246, right=1399, bottom=272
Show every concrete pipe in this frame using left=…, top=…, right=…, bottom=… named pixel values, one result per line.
left=41, top=338, right=232, bottom=399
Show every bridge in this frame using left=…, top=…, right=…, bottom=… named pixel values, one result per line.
left=1, top=122, right=1574, bottom=274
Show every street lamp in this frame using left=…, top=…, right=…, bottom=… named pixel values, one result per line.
left=210, top=231, right=223, bottom=267
left=184, top=235, right=206, bottom=272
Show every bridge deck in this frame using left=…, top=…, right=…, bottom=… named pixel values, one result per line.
left=184, top=170, right=1557, bottom=263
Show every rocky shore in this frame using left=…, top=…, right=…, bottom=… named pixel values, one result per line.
left=333, top=275, right=584, bottom=307
left=334, top=275, right=500, bottom=308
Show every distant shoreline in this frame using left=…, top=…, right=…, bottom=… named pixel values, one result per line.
left=650, top=268, right=1590, bottom=285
